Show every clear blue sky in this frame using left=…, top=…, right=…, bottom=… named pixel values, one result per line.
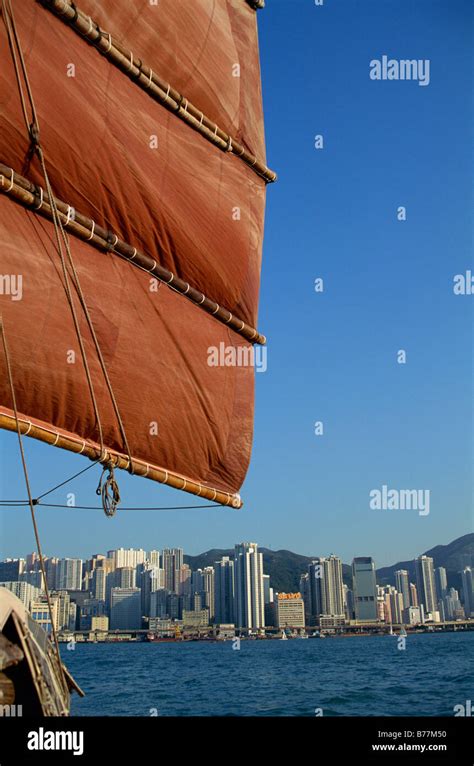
left=1, top=0, right=472, bottom=567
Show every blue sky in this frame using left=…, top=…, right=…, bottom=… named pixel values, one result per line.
left=1, top=0, right=472, bottom=567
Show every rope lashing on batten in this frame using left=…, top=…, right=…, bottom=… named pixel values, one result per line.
left=1, top=0, right=132, bottom=514
left=0, top=163, right=267, bottom=346
left=37, top=0, right=277, bottom=184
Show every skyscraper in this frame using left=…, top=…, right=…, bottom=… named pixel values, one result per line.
left=352, top=557, right=378, bottom=621
left=148, top=550, right=161, bottom=567
left=192, top=567, right=215, bottom=619
left=56, top=558, right=83, bottom=591
left=114, top=566, right=136, bottom=589
left=395, top=570, right=410, bottom=610
left=110, top=587, right=141, bottom=630
left=415, top=556, right=438, bottom=616
left=461, top=567, right=474, bottom=618
left=162, top=548, right=184, bottom=593
left=140, top=565, right=164, bottom=616
left=214, top=556, right=234, bottom=624
left=435, top=567, right=448, bottom=601
left=234, top=543, right=264, bottom=629
left=308, top=556, right=345, bottom=623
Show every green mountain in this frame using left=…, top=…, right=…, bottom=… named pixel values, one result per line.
left=185, top=534, right=474, bottom=593
left=376, top=533, right=474, bottom=592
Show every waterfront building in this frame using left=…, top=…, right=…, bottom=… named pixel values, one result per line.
left=182, top=609, right=209, bottom=627
left=395, top=570, right=410, bottom=610
left=343, top=585, right=354, bottom=621
left=234, top=542, right=264, bottom=629
left=461, top=567, right=474, bottom=617
left=110, top=587, right=141, bottom=630
left=443, top=587, right=464, bottom=620
left=409, top=582, right=419, bottom=607
left=352, top=557, right=378, bottom=621
left=435, top=567, right=448, bottom=601
left=91, top=616, right=109, bottom=632
left=308, top=555, right=345, bottom=625
left=415, top=556, right=438, bottom=615
left=390, top=590, right=404, bottom=624
left=79, top=598, right=107, bottom=630
left=403, top=606, right=421, bottom=625
left=215, top=557, right=235, bottom=624
left=274, top=593, right=305, bottom=628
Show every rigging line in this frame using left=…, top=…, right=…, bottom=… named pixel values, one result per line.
left=35, top=458, right=101, bottom=500
left=4, top=0, right=135, bottom=480
left=0, top=316, right=68, bottom=696
left=1, top=0, right=105, bottom=461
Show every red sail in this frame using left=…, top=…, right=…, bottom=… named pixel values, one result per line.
left=0, top=0, right=272, bottom=505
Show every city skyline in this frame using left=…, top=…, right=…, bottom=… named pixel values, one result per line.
left=2, top=541, right=472, bottom=636
left=1, top=0, right=472, bottom=567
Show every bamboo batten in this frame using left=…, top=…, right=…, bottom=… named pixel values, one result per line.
left=0, top=410, right=243, bottom=508
left=37, top=0, right=277, bottom=184
left=0, top=163, right=266, bottom=345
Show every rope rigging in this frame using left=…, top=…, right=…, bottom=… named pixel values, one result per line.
left=95, top=463, right=121, bottom=518
left=1, top=0, right=140, bottom=517
left=0, top=317, right=68, bottom=696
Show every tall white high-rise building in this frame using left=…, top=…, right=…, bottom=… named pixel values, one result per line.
left=415, top=556, right=438, bottom=615
left=395, top=570, right=410, bottom=610
left=234, top=543, right=264, bottom=629
left=215, top=557, right=234, bottom=624
left=308, top=555, right=344, bottom=622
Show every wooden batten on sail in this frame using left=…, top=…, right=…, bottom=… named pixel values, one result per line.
left=37, top=0, right=277, bottom=184
left=0, top=409, right=243, bottom=508
left=0, top=163, right=266, bottom=345
left=0, top=0, right=270, bottom=512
